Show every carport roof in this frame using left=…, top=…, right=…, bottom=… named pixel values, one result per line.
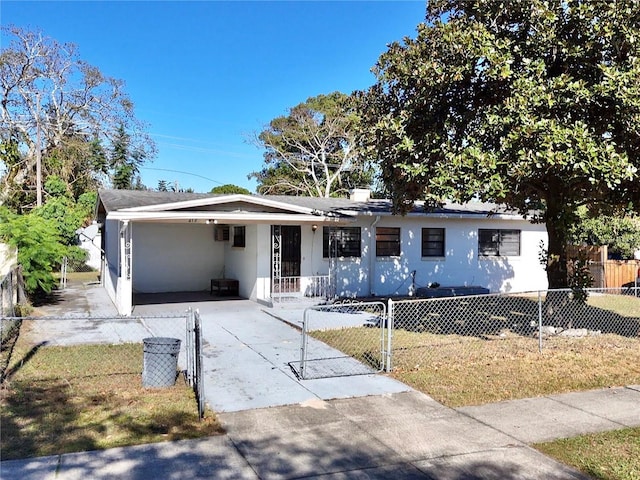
left=98, top=189, right=218, bottom=212
left=97, top=189, right=527, bottom=221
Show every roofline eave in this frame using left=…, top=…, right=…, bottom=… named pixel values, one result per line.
left=334, top=209, right=525, bottom=221
left=106, top=211, right=354, bottom=224
left=119, top=194, right=319, bottom=215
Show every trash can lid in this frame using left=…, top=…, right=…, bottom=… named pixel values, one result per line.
left=142, top=337, right=181, bottom=344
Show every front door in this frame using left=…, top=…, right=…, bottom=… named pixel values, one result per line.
left=280, top=225, right=301, bottom=277
left=272, top=225, right=301, bottom=293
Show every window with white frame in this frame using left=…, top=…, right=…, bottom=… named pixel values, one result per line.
left=323, top=226, right=361, bottom=257
left=478, top=229, right=520, bottom=256
left=376, top=227, right=401, bottom=256
left=422, top=228, right=445, bottom=257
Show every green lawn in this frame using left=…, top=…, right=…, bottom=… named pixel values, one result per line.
left=535, top=427, right=640, bottom=480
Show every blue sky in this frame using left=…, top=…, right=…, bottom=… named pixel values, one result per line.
left=2, top=1, right=425, bottom=193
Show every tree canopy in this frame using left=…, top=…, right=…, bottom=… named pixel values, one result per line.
left=0, top=174, right=98, bottom=296
left=210, top=184, right=251, bottom=195
left=109, top=124, right=147, bottom=190
left=250, top=92, right=373, bottom=197
left=570, top=210, right=640, bottom=260
left=0, top=26, right=155, bottom=299
left=360, top=0, right=640, bottom=288
left=0, top=26, right=155, bottom=209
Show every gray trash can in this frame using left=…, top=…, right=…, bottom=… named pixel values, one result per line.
left=142, top=337, right=181, bottom=387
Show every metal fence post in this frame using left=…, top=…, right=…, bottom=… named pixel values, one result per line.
left=195, top=309, right=204, bottom=419
left=386, top=299, right=394, bottom=372
left=299, top=308, right=310, bottom=379
left=538, top=290, right=543, bottom=353
left=185, top=307, right=193, bottom=387
left=59, top=256, right=68, bottom=290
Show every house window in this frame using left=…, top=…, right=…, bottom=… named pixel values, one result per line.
left=422, top=228, right=445, bottom=257
left=376, top=227, right=401, bottom=257
left=214, top=225, right=229, bottom=242
left=233, top=226, right=246, bottom=248
left=478, top=229, right=520, bottom=256
left=323, top=227, right=361, bottom=258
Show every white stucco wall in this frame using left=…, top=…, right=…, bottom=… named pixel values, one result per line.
left=223, top=224, right=259, bottom=300
left=104, top=212, right=548, bottom=307
left=103, top=219, right=120, bottom=303
left=255, top=224, right=272, bottom=302
left=313, top=216, right=548, bottom=297
left=132, top=223, right=225, bottom=293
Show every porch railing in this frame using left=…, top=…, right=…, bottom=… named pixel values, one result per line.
left=271, top=275, right=332, bottom=303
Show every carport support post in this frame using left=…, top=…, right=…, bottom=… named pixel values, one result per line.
left=117, top=220, right=133, bottom=316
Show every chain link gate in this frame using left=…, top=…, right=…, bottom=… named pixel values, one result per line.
left=291, top=301, right=389, bottom=380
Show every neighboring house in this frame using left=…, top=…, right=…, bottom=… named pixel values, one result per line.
left=0, top=243, right=18, bottom=279
left=96, top=188, right=549, bottom=315
left=76, top=223, right=102, bottom=271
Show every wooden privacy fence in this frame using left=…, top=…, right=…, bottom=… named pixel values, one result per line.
left=589, top=261, right=640, bottom=288
left=568, top=245, right=640, bottom=288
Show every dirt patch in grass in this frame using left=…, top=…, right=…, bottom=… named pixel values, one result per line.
left=1, top=324, right=222, bottom=460
left=534, top=427, right=640, bottom=480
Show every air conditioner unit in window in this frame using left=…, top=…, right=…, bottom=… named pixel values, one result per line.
left=214, top=225, right=230, bottom=242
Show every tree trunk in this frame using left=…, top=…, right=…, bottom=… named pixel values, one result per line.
left=544, top=199, right=570, bottom=289
left=543, top=198, right=578, bottom=327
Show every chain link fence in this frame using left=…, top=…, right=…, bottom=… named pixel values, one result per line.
left=58, top=256, right=101, bottom=289
left=292, top=300, right=388, bottom=380
left=0, top=308, right=210, bottom=460
left=1, top=268, right=27, bottom=380
left=388, top=287, right=640, bottom=370
left=290, top=288, right=640, bottom=385
left=1, top=267, right=26, bottom=317
left=0, top=309, right=205, bottom=422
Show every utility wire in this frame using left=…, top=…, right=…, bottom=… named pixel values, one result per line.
left=139, top=167, right=225, bottom=186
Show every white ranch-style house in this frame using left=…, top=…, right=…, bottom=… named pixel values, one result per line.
left=96, top=188, right=549, bottom=315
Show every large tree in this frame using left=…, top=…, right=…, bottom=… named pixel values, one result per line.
left=360, top=0, right=640, bottom=288
left=109, top=124, right=147, bottom=190
left=0, top=26, right=154, bottom=207
left=250, top=92, right=373, bottom=197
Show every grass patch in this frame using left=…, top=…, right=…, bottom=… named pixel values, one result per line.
left=312, top=328, right=640, bottom=408
left=534, top=427, right=640, bottom=480
left=1, top=323, right=222, bottom=460
left=53, top=271, right=101, bottom=285
left=587, top=294, right=640, bottom=318
left=312, top=293, right=640, bottom=407
left=391, top=331, right=640, bottom=407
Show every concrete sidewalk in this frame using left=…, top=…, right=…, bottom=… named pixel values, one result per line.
left=4, top=386, right=640, bottom=479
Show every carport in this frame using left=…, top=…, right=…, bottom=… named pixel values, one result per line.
left=96, top=189, right=348, bottom=315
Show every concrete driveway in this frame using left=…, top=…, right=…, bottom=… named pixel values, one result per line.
left=27, top=285, right=411, bottom=413
left=133, top=295, right=411, bottom=413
